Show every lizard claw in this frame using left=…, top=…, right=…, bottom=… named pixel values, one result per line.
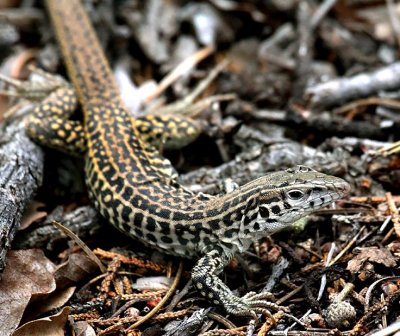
left=223, top=291, right=287, bottom=320
left=242, top=291, right=275, bottom=302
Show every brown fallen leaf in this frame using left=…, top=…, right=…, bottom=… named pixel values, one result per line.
left=19, top=201, right=47, bottom=230
left=55, top=252, right=99, bottom=289
left=12, top=306, right=70, bottom=336
left=21, top=287, right=75, bottom=324
left=347, top=247, right=397, bottom=273
left=72, top=321, right=96, bottom=336
left=0, top=250, right=56, bottom=336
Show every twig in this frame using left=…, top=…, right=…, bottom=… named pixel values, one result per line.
left=334, top=97, right=400, bottom=115
left=310, top=0, right=338, bottom=29
left=386, top=0, right=400, bottom=55
left=305, top=62, right=400, bottom=109
left=329, top=226, right=365, bottom=266
left=350, top=196, right=400, bottom=204
left=385, top=192, right=400, bottom=238
left=145, top=47, right=214, bottom=102
left=52, top=220, right=106, bottom=273
left=127, top=260, right=184, bottom=330
left=207, top=311, right=237, bottom=330
left=165, top=279, right=192, bottom=312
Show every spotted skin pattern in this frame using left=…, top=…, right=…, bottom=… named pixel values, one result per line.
left=26, top=85, right=200, bottom=158
left=29, top=0, right=351, bottom=318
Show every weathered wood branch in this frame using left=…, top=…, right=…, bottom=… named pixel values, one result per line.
left=0, top=122, right=43, bottom=273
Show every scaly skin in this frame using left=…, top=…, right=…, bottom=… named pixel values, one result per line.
left=25, top=0, right=351, bottom=317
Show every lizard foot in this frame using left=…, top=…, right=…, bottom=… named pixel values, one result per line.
left=223, top=291, right=288, bottom=320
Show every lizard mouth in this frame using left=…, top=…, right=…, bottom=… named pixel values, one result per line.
left=311, top=180, right=350, bottom=205
left=335, top=180, right=351, bottom=197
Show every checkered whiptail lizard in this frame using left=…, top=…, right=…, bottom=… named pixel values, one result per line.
left=23, top=0, right=350, bottom=318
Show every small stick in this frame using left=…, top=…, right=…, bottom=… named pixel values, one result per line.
left=127, top=260, right=184, bottom=330
left=52, top=220, right=106, bottom=273
left=385, top=192, right=400, bottom=237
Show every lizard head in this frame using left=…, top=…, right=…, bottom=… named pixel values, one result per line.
left=239, top=165, right=350, bottom=238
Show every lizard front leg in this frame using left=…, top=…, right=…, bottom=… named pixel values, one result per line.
left=192, top=247, right=281, bottom=318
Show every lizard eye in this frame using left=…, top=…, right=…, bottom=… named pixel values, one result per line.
left=286, top=189, right=304, bottom=200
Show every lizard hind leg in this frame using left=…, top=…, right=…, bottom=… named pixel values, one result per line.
left=26, top=86, right=86, bottom=156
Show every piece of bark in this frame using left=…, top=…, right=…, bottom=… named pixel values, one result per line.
left=305, top=62, right=400, bottom=110
left=14, top=206, right=100, bottom=250
left=163, top=308, right=209, bottom=336
left=291, top=1, right=314, bottom=101
left=0, top=122, right=43, bottom=273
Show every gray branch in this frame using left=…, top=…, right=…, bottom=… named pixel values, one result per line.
left=0, top=122, right=43, bottom=273
left=305, top=62, right=400, bottom=109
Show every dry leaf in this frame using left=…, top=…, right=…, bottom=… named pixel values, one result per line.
left=0, top=250, right=56, bottom=336
left=22, top=287, right=75, bottom=324
left=72, top=321, right=96, bottom=336
left=12, top=306, right=70, bottom=336
left=347, top=247, right=397, bottom=273
left=19, top=201, right=47, bottom=230
left=55, top=253, right=99, bottom=288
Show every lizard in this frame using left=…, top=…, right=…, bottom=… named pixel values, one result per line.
left=21, top=0, right=351, bottom=318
